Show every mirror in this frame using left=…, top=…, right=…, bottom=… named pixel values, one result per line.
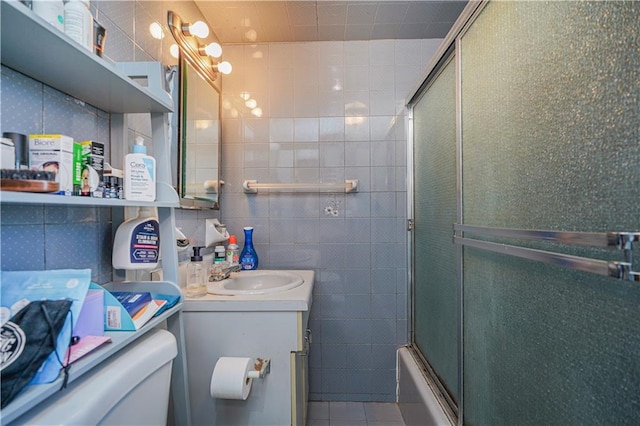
left=176, top=57, right=221, bottom=209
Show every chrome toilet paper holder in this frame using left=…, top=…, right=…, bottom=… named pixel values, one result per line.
left=247, top=358, right=270, bottom=379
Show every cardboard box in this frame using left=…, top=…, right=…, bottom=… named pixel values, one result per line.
left=29, top=134, right=74, bottom=195
left=74, top=140, right=105, bottom=196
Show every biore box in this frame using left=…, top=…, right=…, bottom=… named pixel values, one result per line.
left=29, top=134, right=74, bottom=195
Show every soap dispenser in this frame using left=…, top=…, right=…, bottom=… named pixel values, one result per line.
left=240, top=227, right=259, bottom=270
left=186, top=246, right=207, bottom=297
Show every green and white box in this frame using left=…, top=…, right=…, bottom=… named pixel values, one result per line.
left=74, top=140, right=105, bottom=196
left=29, top=134, right=74, bottom=195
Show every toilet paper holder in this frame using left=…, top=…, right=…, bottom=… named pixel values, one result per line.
left=247, top=357, right=271, bottom=379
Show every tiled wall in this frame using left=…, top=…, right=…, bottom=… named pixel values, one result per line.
left=219, top=40, right=441, bottom=401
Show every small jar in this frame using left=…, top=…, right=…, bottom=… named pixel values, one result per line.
left=214, top=245, right=226, bottom=263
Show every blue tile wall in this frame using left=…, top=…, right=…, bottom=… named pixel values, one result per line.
left=221, top=40, right=441, bottom=402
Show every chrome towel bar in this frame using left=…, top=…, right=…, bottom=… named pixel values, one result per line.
left=242, top=179, right=359, bottom=194
left=453, top=224, right=639, bottom=282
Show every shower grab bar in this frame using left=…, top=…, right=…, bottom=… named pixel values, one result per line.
left=453, top=224, right=640, bottom=251
left=242, top=179, right=358, bottom=194
left=453, top=224, right=640, bottom=282
left=453, top=236, right=638, bottom=281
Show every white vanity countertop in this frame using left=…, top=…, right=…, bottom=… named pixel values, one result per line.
left=182, top=269, right=314, bottom=312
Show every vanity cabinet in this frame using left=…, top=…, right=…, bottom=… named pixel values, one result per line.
left=0, top=2, right=190, bottom=424
left=182, top=270, right=314, bottom=426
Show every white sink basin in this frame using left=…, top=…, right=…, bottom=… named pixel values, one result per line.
left=207, top=270, right=304, bottom=295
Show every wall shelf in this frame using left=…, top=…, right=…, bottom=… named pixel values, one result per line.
left=0, top=185, right=179, bottom=208
left=0, top=1, right=173, bottom=114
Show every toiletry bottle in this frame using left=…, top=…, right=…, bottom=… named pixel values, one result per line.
left=112, top=206, right=160, bottom=270
left=124, top=136, right=156, bottom=202
left=214, top=245, right=226, bottom=263
left=32, top=0, right=65, bottom=32
left=240, top=227, right=259, bottom=270
left=64, top=0, right=93, bottom=52
left=225, top=235, right=240, bottom=265
left=186, top=246, right=207, bottom=297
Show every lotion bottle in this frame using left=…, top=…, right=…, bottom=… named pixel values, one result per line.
left=124, top=136, right=156, bottom=202
left=64, top=0, right=93, bottom=52
left=112, top=206, right=160, bottom=270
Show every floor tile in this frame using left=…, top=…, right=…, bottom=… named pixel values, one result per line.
left=308, top=401, right=330, bottom=420
left=329, top=401, right=367, bottom=421
left=364, top=402, right=404, bottom=422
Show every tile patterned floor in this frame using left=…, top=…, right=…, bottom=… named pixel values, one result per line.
left=307, top=401, right=406, bottom=426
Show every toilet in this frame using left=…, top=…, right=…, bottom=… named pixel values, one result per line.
left=9, top=329, right=177, bottom=425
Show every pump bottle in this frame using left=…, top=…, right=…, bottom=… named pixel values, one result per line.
left=124, top=136, right=156, bottom=202
left=185, top=246, right=207, bottom=298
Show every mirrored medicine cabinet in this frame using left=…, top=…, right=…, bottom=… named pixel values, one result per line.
left=171, top=56, right=222, bottom=209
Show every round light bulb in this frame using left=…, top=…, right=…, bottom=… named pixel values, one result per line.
left=149, top=22, right=165, bottom=40
left=170, top=44, right=180, bottom=59
left=204, top=42, right=222, bottom=58
left=217, top=61, right=232, bottom=75
left=245, top=99, right=257, bottom=109
left=251, top=107, right=263, bottom=118
left=189, top=21, right=209, bottom=38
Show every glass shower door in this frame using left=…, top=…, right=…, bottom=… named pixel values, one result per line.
left=459, top=2, right=640, bottom=424
left=412, top=55, right=459, bottom=410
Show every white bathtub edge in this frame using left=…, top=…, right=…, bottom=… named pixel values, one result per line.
left=397, top=346, right=455, bottom=426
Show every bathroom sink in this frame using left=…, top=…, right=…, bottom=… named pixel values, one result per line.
left=207, top=270, right=304, bottom=295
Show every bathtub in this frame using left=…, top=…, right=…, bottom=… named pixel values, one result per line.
left=397, top=347, right=455, bottom=426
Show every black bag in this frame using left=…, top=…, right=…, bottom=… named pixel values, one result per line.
left=1, top=299, right=72, bottom=408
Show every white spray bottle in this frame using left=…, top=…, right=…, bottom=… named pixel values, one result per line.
left=112, top=206, right=160, bottom=270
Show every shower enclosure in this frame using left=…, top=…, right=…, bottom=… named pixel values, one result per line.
left=408, top=1, right=640, bottom=424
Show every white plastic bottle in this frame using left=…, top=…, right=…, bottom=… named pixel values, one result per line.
left=32, top=0, right=65, bottom=32
left=124, top=136, right=156, bottom=202
left=64, top=0, right=93, bottom=52
left=112, top=206, right=160, bottom=270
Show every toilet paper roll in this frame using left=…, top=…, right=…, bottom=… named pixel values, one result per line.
left=210, top=357, right=254, bottom=400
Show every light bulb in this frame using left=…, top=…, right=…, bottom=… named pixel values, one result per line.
left=170, top=44, right=180, bottom=59
left=204, top=43, right=222, bottom=58
left=245, top=99, right=257, bottom=109
left=188, top=21, right=209, bottom=38
left=251, top=107, right=263, bottom=118
left=217, top=61, right=232, bottom=75
left=149, top=22, right=164, bottom=40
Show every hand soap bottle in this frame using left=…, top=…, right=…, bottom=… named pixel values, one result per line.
left=240, top=227, right=259, bottom=270
left=112, top=206, right=160, bottom=270
left=124, top=136, right=156, bottom=202
left=185, top=246, right=207, bottom=298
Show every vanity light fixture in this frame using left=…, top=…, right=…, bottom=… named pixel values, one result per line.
left=167, top=11, right=231, bottom=85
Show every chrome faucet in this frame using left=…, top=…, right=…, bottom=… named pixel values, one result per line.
left=208, top=262, right=241, bottom=282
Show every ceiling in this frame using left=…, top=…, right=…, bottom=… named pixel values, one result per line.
left=194, top=1, right=468, bottom=44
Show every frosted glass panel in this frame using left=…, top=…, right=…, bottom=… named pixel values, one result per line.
left=413, top=58, right=459, bottom=404
left=461, top=2, right=640, bottom=424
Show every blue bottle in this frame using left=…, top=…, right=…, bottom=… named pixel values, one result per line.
left=240, top=226, right=259, bottom=270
